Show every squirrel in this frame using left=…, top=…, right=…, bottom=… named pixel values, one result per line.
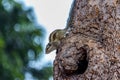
left=45, top=29, right=66, bottom=54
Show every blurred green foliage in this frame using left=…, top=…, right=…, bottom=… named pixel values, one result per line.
left=0, top=0, right=52, bottom=80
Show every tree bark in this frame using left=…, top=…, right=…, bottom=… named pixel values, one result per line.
left=54, top=0, right=120, bottom=80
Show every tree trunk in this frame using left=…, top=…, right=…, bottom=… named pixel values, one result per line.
left=54, top=0, right=120, bottom=80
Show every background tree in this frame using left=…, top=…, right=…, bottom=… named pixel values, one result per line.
left=0, top=0, right=52, bottom=80
left=54, top=0, right=120, bottom=80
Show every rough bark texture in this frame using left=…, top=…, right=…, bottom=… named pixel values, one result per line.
left=54, top=0, right=120, bottom=80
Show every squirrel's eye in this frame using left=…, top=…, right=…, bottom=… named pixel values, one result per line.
left=48, top=43, right=52, bottom=46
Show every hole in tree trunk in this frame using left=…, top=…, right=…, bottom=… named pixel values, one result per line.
left=64, top=46, right=89, bottom=75
left=75, top=59, right=88, bottom=74
left=75, top=46, right=89, bottom=74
